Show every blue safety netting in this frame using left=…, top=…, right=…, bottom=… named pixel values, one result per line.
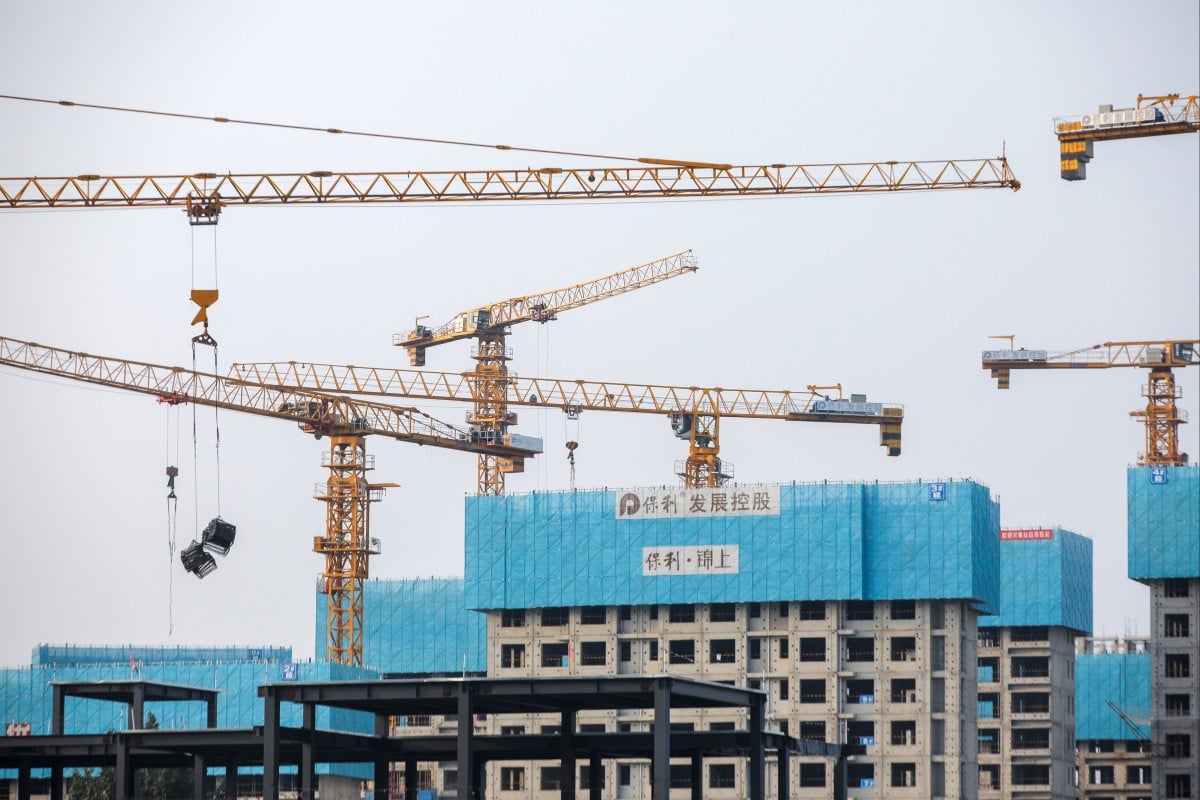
left=465, top=480, right=999, bottom=612
left=980, top=528, right=1093, bottom=634
left=317, top=578, right=487, bottom=675
left=1075, top=652, right=1151, bottom=741
left=1127, top=465, right=1199, bottom=579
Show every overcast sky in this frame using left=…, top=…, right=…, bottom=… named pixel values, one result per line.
left=1, top=2, right=1197, bottom=667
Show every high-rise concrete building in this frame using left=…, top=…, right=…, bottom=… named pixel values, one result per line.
left=976, top=528, right=1092, bottom=800
left=1074, top=636, right=1152, bottom=800
left=459, top=480, right=1002, bottom=799
left=1126, top=465, right=1199, bottom=800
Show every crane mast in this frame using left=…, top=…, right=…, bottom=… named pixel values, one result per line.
left=399, top=249, right=698, bottom=494
left=982, top=339, right=1199, bottom=465
left=0, top=335, right=541, bottom=666
left=229, top=361, right=904, bottom=487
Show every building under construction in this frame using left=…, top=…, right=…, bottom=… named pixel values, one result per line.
left=2, top=466, right=1196, bottom=800
left=361, top=479, right=1095, bottom=800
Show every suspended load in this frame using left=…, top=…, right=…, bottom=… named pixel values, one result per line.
left=181, top=541, right=218, bottom=579
left=201, top=517, right=236, bottom=555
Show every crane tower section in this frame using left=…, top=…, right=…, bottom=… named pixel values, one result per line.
left=983, top=339, right=1199, bottom=466
left=0, top=334, right=542, bottom=666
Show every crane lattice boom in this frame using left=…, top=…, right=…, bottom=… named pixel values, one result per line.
left=0, top=157, right=1019, bottom=212
left=0, top=334, right=542, bottom=667
left=229, top=360, right=904, bottom=487
left=398, top=249, right=698, bottom=354
left=231, top=360, right=901, bottom=423
left=0, top=336, right=539, bottom=457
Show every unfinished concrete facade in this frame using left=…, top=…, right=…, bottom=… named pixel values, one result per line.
left=481, top=598, right=980, bottom=800
left=975, top=625, right=1078, bottom=799
left=1147, top=577, right=1198, bottom=799
left=1073, top=637, right=1153, bottom=800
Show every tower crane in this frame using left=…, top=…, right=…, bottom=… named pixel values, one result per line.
left=398, top=249, right=698, bottom=494
left=228, top=361, right=904, bottom=488
left=0, top=335, right=542, bottom=666
left=982, top=338, right=1200, bottom=465
left=1055, top=93, right=1199, bottom=180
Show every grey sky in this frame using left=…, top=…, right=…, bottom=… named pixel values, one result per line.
left=0, top=1, right=1196, bottom=666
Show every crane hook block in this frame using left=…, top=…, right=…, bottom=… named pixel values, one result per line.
left=185, top=193, right=222, bottom=226
left=190, top=290, right=219, bottom=325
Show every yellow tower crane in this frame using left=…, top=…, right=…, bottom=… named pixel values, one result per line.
left=398, top=249, right=698, bottom=494
left=982, top=338, right=1199, bottom=465
left=0, top=335, right=541, bottom=666
left=1055, top=93, right=1199, bottom=180
left=229, top=361, right=904, bottom=486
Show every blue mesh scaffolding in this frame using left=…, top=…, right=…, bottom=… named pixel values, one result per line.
left=1127, top=465, right=1200, bottom=580
left=980, top=528, right=1093, bottom=634
left=1, top=646, right=377, bottom=779
left=465, top=480, right=1000, bottom=611
left=1075, top=652, right=1151, bottom=741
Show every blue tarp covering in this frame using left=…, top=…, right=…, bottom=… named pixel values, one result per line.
left=980, top=528, right=1093, bottom=634
left=320, top=578, right=486, bottom=675
left=464, top=481, right=999, bottom=611
left=1075, top=652, right=1151, bottom=740
left=1, top=647, right=378, bottom=779
left=1127, top=465, right=1200, bottom=579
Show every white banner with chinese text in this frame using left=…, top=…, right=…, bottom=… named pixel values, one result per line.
left=643, top=545, right=740, bottom=575
left=616, top=486, right=780, bottom=519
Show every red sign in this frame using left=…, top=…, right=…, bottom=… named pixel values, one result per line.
left=5, top=723, right=31, bottom=736
left=1000, top=528, right=1054, bottom=541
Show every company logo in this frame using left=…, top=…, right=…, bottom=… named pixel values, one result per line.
left=615, top=486, right=779, bottom=519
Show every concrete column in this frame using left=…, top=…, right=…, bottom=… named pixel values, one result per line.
left=653, top=680, right=670, bottom=800
left=457, top=686, right=476, bottom=800
left=17, top=760, right=31, bottom=800
left=375, top=714, right=391, bottom=800
left=193, top=754, right=206, bottom=800
left=301, top=705, right=317, bottom=800
left=748, top=696, right=764, bottom=800
left=115, top=737, right=130, bottom=800
left=560, top=709, right=576, bottom=800
left=132, top=684, right=146, bottom=729
left=49, top=764, right=63, bottom=800
left=405, top=758, right=419, bottom=800
left=588, top=754, right=603, bottom=800
left=263, top=691, right=281, bottom=800
left=224, top=761, right=238, bottom=800
left=51, top=686, right=65, bottom=735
